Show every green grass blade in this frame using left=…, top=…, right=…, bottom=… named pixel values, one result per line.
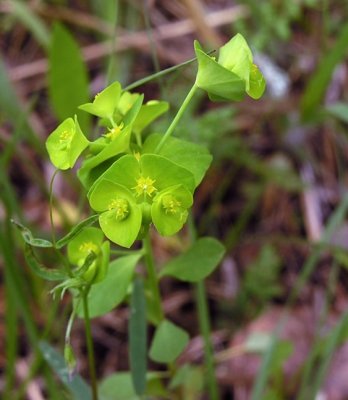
left=301, top=23, right=348, bottom=121
left=48, top=23, right=90, bottom=131
left=39, top=341, right=92, bottom=400
left=9, top=0, right=50, bottom=50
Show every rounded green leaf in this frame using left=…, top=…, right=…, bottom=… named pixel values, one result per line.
left=149, top=320, right=189, bottom=363
left=151, top=185, right=193, bottom=236
left=79, top=81, right=121, bottom=119
left=46, top=116, right=89, bottom=170
left=159, top=237, right=225, bottom=282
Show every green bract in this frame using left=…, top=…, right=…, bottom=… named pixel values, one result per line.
left=89, top=180, right=142, bottom=248
left=79, top=81, right=122, bottom=119
left=151, top=185, right=193, bottom=236
left=88, top=154, right=195, bottom=247
left=45, top=116, right=89, bottom=170
left=67, top=227, right=109, bottom=284
left=195, top=33, right=266, bottom=101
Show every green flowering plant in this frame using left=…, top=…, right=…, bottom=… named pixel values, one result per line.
left=14, top=33, right=266, bottom=400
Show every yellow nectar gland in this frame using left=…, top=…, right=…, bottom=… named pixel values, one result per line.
left=104, top=123, right=124, bottom=141
left=79, top=241, right=98, bottom=254
left=133, top=176, right=157, bottom=198
left=162, top=195, right=181, bottom=215
left=108, top=198, right=129, bottom=220
left=59, top=130, right=73, bottom=149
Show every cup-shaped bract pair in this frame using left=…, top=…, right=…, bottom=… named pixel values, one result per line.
left=46, top=116, right=89, bottom=170
left=88, top=154, right=195, bottom=248
left=195, top=33, right=266, bottom=102
left=67, top=227, right=110, bottom=284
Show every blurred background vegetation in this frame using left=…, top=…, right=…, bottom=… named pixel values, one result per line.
left=2, top=0, right=348, bottom=399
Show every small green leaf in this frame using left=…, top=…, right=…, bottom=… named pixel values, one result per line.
left=99, top=373, right=138, bottom=400
left=11, top=219, right=53, bottom=248
left=55, top=214, right=99, bottom=249
left=160, top=237, right=225, bottom=282
left=149, top=320, right=189, bottom=363
left=129, top=277, right=147, bottom=396
left=79, top=81, right=122, bottom=119
left=24, top=244, right=66, bottom=281
left=169, top=364, right=203, bottom=396
left=76, top=254, right=141, bottom=318
left=46, top=117, right=89, bottom=170
left=48, top=23, right=90, bottom=131
left=39, top=341, right=92, bottom=400
left=99, top=372, right=167, bottom=400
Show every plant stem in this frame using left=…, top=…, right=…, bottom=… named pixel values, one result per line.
left=49, top=169, right=59, bottom=245
left=195, top=281, right=219, bottom=400
left=188, top=214, right=219, bottom=399
left=154, top=83, right=198, bottom=153
left=143, top=233, right=164, bottom=324
left=82, top=289, right=98, bottom=400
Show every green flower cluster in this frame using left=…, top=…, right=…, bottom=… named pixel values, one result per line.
left=45, top=34, right=265, bottom=248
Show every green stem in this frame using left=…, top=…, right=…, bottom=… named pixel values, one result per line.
left=82, top=289, right=98, bottom=400
left=154, top=83, right=198, bottom=153
left=142, top=233, right=164, bottom=324
left=188, top=214, right=219, bottom=399
left=49, top=169, right=59, bottom=245
left=195, top=281, right=219, bottom=400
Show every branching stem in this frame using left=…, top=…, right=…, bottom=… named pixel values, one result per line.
left=155, top=83, right=198, bottom=153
